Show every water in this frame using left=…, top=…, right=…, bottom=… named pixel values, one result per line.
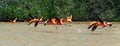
left=0, top=22, right=120, bottom=46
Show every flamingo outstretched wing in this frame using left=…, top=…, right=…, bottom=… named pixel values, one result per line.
left=95, top=15, right=103, bottom=24
left=28, top=22, right=33, bottom=25
left=34, top=21, right=39, bottom=27
left=29, top=14, right=34, bottom=19
left=91, top=25, right=98, bottom=31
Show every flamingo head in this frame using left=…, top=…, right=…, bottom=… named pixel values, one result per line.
left=105, top=22, right=112, bottom=26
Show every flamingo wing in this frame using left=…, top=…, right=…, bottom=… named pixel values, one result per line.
left=91, top=25, right=98, bottom=31
left=88, top=22, right=97, bottom=29
left=88, top=25, right=92, bottom=29
left=28, top=22, right=33, bottom=25
left=95, top=15, right=103, bottom=24
left=34, top=21, right=39, bottom=27
left=29, top=14, right=34, bottom=19
left=35, top=21, right=39, bottom=27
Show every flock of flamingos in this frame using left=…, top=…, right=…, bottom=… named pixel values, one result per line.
left=8, top=15, right=112, bottom=31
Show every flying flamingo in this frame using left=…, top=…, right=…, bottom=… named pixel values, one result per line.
left=44, top=18, right=64, bottom=25
left=88, top=15, right=112, bottom=31
left=43, top=17, right=64, bottom=30
left=29, top=17, right=70, bottom=31
left=28, top=16, right=43, bottom=27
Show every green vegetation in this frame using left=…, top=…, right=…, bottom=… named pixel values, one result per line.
left=0, top=0, right=120, bottom=21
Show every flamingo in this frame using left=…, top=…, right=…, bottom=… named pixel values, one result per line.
left=43, top=15, right=72, bottom=25
left=64, top=15, right=72, bottom=22
left=9, top=18, right=17, bottom=23
left=44, top=18, right=64, bottom=25
left=88, top=15, right=112, bottom=31
left=43, top=18, right=64, bottom=31
left=67, top=15, right=72, bottom=22
left=28, top=17, right=43, bottom=27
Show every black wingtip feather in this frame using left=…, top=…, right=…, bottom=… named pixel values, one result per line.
left=28, top=22, right=33, bottom=25
left=88, top=25, right=92, bottom=29
left=95, top=15, right=103, bottom=24
left=35, top=21, right=39, bottom=27
left=91, top=25, right=98, bottom=31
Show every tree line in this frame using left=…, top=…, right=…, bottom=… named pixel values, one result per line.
left=0, top=0, right=120, bottom=22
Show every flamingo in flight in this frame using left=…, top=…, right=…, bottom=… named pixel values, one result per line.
left=44, top=15, right=73, bottom=26
left=28, top=16, right=43, bottom=27
left=44, top=18, right=64, bottom=25
left=27, top=15, right=71, bottom=28
left=43, top=17, right=64, bottom=31
left=28, top=16, right=71, bottom=31
left=88, top=15, right=112, bottom=31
